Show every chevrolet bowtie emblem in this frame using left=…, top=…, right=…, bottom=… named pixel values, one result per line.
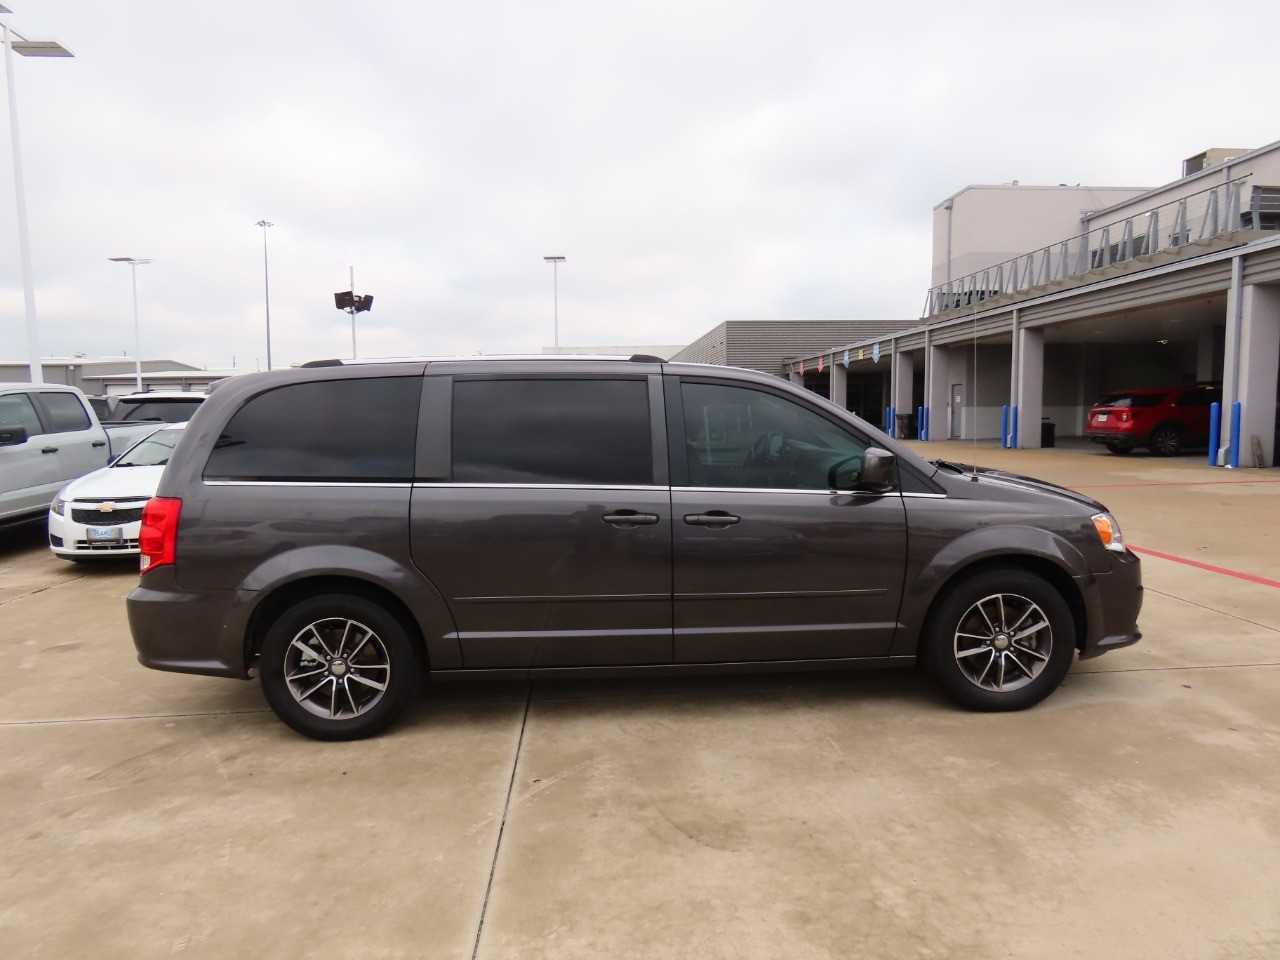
left=98, top=503, right=117, bottom=513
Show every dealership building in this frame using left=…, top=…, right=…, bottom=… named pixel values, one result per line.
left=784, top=142, right=1280, bottom=467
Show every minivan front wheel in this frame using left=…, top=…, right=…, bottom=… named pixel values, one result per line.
left=925, top=569, right=1075, bottom=711
left=259, top=594, right=420, bottom=740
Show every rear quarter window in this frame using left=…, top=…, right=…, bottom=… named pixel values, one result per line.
left=204, top=377, right=420, bottom=481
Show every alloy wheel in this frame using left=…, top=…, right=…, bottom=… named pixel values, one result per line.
left=953, top=592, right=1052, bottom=693
left=282, top=617, right=392, bottom=720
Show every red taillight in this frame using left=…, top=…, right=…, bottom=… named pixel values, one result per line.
left=139, top=497, right=182, bottom=574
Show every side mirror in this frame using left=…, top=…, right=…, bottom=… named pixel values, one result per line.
left=0, top=425, right=29, bottom=447
left=858, top=447, right=896, bottom=492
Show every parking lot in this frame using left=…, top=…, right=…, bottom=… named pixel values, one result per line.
left=2, top=443, right=1278, bottom=960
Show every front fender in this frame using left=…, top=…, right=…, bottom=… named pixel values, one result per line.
left=891, top=524, right=1092, bottom=658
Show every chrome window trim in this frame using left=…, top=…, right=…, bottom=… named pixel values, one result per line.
left=413, top=482, right=665, bottom=492
left=204, top=480, right=414, bottom=489
left=902, top=491, right=948, bottom=499
left=671, top=485, right=897, bottom=498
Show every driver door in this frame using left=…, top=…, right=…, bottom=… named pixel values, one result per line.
left=668, top=377, right=908, bottom=664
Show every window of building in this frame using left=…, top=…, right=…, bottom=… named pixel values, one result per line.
left=204, top=378, right=420, bottom=481
left=452, top=378, right=652, bottom=485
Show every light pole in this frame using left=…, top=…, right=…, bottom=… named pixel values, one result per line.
left=256, top=220, right=273, bottom=370
left=1, top=4, right=73, bottom=385
left=543, top=255, right=565, bottom=348
left=108, top=257, right=154, bottom=391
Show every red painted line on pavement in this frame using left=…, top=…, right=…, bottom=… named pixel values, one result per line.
left=1129, top=546, right=1280, bottom=589
left=1076, top=478, right=1280, bottom=489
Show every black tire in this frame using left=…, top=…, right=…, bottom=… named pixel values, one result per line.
left=925, top=568, right=1075, bottom=712
left=1104, top=442, right=1132, bottom=455
left=1148, top=425, right=1183, bottom=457
left=259, top=593, right=420, bottom=741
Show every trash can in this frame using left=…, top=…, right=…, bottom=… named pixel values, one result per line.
left=895, top=412, right=917, bottom=440
left=1041, top=417, right=1055, bottom=448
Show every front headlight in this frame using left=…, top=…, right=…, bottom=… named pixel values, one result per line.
left=1091, top=512, right=1127, bottom=553
left=51, top=495, right=67, bottom=517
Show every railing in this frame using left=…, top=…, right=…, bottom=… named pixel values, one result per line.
left=924, top=176, right=1263, bottom=317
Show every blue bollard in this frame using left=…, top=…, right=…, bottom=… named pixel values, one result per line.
left=1011, top=406, right=1019, bottom=449
left=923, top=407, right=930, bottom=441
left=917, top=406, right=924, bottom=440
left=1208, top=401, right=1221, bottom=466
left=1229, top=402, right=1241, bottom=468
left=1001, top=405, right=1009, bottom=448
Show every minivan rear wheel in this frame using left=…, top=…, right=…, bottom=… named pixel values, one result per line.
left=925, top=569, right=1075, bottom=711
left=259, top=594, right=420, bottom=741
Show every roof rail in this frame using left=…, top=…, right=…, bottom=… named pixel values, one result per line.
left=628, top=354, right=666, bottom=363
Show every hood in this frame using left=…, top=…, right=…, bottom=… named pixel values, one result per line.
left=62, top=463, right=167, bottom=502
left=932, top=461, right=1108, bottom=512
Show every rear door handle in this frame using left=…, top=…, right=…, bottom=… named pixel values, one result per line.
left=41, top=446, right=59, bottom=454
left=602, top=511, right=660, bottom=527
left=92, top=440, right=107, bottom=448
left=683, top=511, right=740, bottom=527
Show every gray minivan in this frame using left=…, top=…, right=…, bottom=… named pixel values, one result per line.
left=127, top=357, right=1142, bottom=740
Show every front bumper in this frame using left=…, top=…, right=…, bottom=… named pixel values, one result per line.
left=1077, top=547, right=1143, bottom=660
left=48, top=506, right=143, bottom=557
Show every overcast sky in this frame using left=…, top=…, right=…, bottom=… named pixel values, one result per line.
left=2, top=0, right=1277, bottom=371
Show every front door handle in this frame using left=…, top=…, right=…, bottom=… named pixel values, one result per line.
left=41, top=446, right=59, bottom=454
left=92, top=440, right=107, bottom=448
left=683, top=511, right=740, bottom=527
left=602, top=511, right=660, bottom=527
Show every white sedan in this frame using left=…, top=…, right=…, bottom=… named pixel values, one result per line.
left=48, top=423, right=185, bottom=562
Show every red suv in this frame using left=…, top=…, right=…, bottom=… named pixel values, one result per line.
left=1085, top=385, right=1221, bottom=456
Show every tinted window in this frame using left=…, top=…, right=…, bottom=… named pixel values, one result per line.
left=452, top=379, right=651, bottom=485
left=681, top=382, right=868, bottom=490
left=37, top=392, right=91, bottom=432
left=1095, top=392, right=1167, bottom=408
left=117, top=398, right=204, bottom=423
left=0, top=393, right=44, bottom=436
left=204, top=378, right=420, bottom=481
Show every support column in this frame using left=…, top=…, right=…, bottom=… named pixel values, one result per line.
left=1016, top=326, right=1045, bottom=448
left=788, top=366, right=802, bottom=386
left=1235, top=284, right=1280, bottom=466
left=893, top=350, right=913, bottom=414
left=1220, top=257, right=1244, bottom=465
left=829, top=358, right=848, bottom=409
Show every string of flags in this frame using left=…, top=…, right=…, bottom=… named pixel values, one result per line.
left=795, top=343, right=885, bottom=377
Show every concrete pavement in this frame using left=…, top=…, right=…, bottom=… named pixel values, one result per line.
left=2, top=445, right=1278, bottom=959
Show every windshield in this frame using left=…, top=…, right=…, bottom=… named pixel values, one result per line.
left=1094, top=392, right=1167, bottom=409
left=114, top=428, right=182, bottom=467
left=116, top=398, right=203, bottom=423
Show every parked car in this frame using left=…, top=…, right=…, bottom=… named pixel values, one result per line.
left=48, top=424, right=186, bottom=561
left=101, top=391, right=206, bottom=452
left=85, top=395, right=115, bottom=421
left=128, top=357, right=1143, bottom=740
left=1, top=384, right=111, bottom=524
left=1085, top=384, right=1221, bottom=455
